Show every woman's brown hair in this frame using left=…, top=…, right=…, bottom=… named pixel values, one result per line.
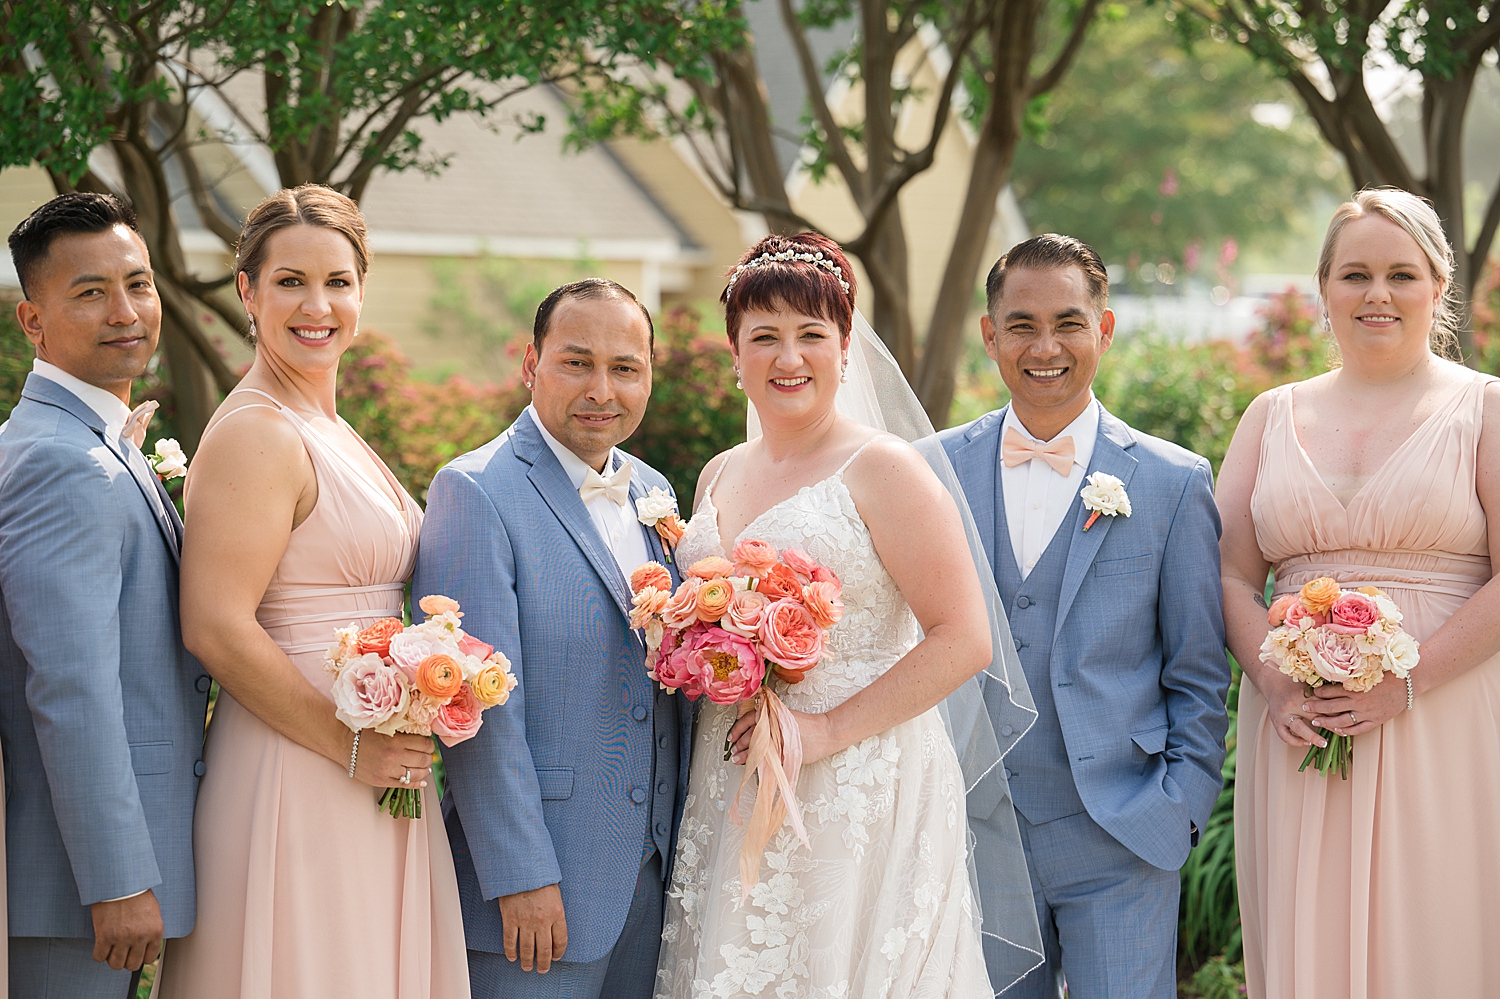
left=235, top=184, right=371, bottom=298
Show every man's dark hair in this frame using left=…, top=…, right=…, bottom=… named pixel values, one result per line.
left=985, top=233, right=1109, bottom=320
left=533, top=278, right=654, bottom=353
left=7, top=192, right=141, bottom=300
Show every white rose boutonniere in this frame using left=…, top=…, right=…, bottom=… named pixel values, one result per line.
left=1079, top=471, right=1131, bottom=531
left=635, top=486, right=686, bottom=562
left=148, top=438, right=189, bottom=480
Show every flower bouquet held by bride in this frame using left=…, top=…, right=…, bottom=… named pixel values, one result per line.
left=629, top=544, right=843, bottom=891
left=1260, top=577, right=1419, bottom=778
left=324, top=594, right=517, bottom=816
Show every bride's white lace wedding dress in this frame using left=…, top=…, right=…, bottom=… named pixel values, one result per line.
left=654, top=440, right=994, bottom=999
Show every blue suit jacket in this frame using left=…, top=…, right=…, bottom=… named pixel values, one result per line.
left=939, top=404, right=1230, bottom=871
left=414, top=409, right=693, bottom=964
left=0, top=374, right=210, bottom=938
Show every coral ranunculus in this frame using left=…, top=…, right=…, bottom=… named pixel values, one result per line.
left=810, top=565, right=840, bottom=588
left=630, top=586, right=670, bottom=629
left=759, top=599, right=824, bottom=677
left=1298, top=577, right=1341, bottom=614
left=687, top=555, right=735, bottom=580
left=630, top=561, right=673, bottom=595
left=357, top=617, right=405, bottom=657
left=682, top=626, right=765, bottom=704
left=695, top=577, right=734, bottom=622
left=781, top=548, right=819, bottom=583
left=1328, top=592, right=1379, bottom=635
left=418, top=594, right=462, bottom=617
left=415, top=654, right=465, bottom=701
left=731, top=539, right=779, bottom=577
left=803, top=581, right=844, bottom=630
left=756, top=563, right=804, bottom=601
left=432, top=685, right=484, bottom=747
left=661, top=578, right=703, bottom=629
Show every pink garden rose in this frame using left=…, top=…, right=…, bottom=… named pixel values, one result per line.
left=331, top=653, right=409, bottom=732
left=1327, top=592, right=1379, bottom=635
left=388, top=632, right=453, bottom=681
left=781, top=548, right=819, bottom=583
left=759, top=599, right=824, bottom=682
left=457, top=633, right=494, bottom=661
left=660, top=577, right=703, bottom=630
left=681, top=625, right=765, bottom=704
left=730, top=539, right=779, bottom=578
left=721, top=589, right=770, bottom=639
left=802, top=581, right=844, bottom=630
left=1267, top=594, right=1298, bottom=627
left=1283, top=601, right=1328, bottom=631
left=432, top=684, right=484, bottom=747
left=1307, top=628, right=1370, bottom=684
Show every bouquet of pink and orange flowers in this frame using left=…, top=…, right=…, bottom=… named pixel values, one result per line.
left=325, top=594, right=517, bottom=817
left=1259, top=577, right=1419, bottom=778
left=628, top=540, right=843, bottom=889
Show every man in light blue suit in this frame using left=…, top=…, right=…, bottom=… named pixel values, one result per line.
left=0, top=194, right=211, bottom=998
left=938, top=235, right=1230, bottom=999
left=415, top=279, right=693, bottom=999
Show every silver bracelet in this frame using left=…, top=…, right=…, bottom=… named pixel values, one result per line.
left=1405, top=674, right=1414, bottom=712
left=346, top=723, right=361, bottom=780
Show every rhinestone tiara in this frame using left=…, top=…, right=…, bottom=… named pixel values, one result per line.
left=725, top=249, right=851, bottom=295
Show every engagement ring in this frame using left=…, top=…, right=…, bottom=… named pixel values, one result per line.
left=400, top=769, right=412, bottom=785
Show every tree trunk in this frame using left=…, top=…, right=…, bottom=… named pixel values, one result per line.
left=865, top=203, right=917, bottom=373
left=1423, top=68, right=1478, bottom=361
left=716, top=43, right=802, bottom=234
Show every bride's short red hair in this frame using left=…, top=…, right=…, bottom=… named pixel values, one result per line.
left=721, top=232, right=857, bottom=346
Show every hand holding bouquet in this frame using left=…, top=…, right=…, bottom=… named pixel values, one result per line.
left=628, top=541, right=843, bottom=891
left=325, top=594, right=517, bottom=817
left=1259, top=577, right=1419, bottom=778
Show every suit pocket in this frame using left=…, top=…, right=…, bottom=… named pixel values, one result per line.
left=535, top=767, right=574, bottom=800
left=1130, top=726, right=1169, bottom=756
left=130, top=741, right=174, bottom=776
left=1095, top=553, right=1153, bottom=577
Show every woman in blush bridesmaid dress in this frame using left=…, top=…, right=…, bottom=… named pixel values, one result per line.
left=156, top=186, right=467, bottom=999
left=1217, top=189, right=1500, bottom=999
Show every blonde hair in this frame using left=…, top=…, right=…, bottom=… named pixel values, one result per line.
left=1316, top=187, right=1460, bottom=360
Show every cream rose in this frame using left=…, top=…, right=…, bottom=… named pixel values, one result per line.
left=151, top=438, right=188, bottom=479
left=635, top=487, right=677, bottom=524
left=1382, top=630, right=1419, bottom=678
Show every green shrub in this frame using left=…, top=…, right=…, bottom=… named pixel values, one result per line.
left=0, top=305, right=29, bottom=423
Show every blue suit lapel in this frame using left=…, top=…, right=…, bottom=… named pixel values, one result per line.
left=951, top=409, right=1004, bottom=574
left=512, top=412, right=636, bottom=626
left=1053, top=407, right=1138, bottom=640
left=21, top=375, right=181, bottom=563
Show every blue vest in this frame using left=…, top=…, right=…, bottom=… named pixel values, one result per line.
left=645, top=683, right=681, bottom=867
left=994, top=500, right=1087, bottom=825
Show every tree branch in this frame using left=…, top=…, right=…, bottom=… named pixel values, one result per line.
left=1029, top=0, right=1103, bottom=98
left=1471, top=177, right=1500, bottom=292
left=172, top=133, right=244, bottom=248
left=778, top=0, right=865, bottom=191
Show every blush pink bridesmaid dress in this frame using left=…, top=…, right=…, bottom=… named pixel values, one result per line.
left=157, top=389, right=469, bottom=999
left=1238, top=375, right=1500, bottom=998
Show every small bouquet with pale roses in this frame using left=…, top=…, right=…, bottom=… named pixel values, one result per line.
left=628, top=540, right=843, bottom=892
left=1259, top=577, right=1419, bottom=778
left=324, top=595, right=517, bottom=817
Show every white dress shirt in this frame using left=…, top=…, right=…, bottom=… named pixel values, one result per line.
left=530, top=406, right=652, bottom=584
left=33, top=359, right=132, bottom=443
left=1001, top=397, right=1100, bottom=580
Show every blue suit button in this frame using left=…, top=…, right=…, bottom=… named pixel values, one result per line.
left=1012, top=637, right=1022, bottom=651
left=1001, top=725, right=1014, bottom=737
left=657, top=735, right=668, bottom=749
left=630, top=787, right=646, bottom=803
left=657, top=781, right=669, bottom=795
left=1016, top=596, right=1031, bottom=609
left=656, top=822, right=668, bottom=837
left=1002, top=767, right=1013, bottom=779
left=632, top=705, right=648, bottom=721
left=195, top=675, right=212, bottom=693
left=193, top=760, right=206, bottom=777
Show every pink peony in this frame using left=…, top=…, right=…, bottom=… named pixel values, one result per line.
left=758, top=599, right=824, bottom=682
left=1307, top=629, right=1369, bottom=684
left=331, top=653, right=409, bottom=732
left=1267, top=594, right=1298, bottom=627
left=432, top=684, right=485, bottom=747
left=721, top=589, right=770, bottom=639
left=1327, top=592, right=1379, bottom=635
left=681, top=625, right=765, bottom=704
left=730, top=539, right=779, bottom=578
left=1283, top=602, right=1328, bottom=631
left=660, top=577, right=703, bottom=630
left=802, top=581, right=844, bottom=630
left=457, top=633, right=494, bottom=661
left=780, top=548, right=819, bottom=583
left=651, top=628, right=700, bottom=696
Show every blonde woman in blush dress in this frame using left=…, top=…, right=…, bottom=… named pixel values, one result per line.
left=1217, top=188, right=1500, bottom=999
left=156, top=186, right=468, bottom=999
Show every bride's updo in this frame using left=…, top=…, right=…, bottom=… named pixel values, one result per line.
left=722, top=232, right=857, bottom=345
left=1316, top=187, right=1460, bottom=359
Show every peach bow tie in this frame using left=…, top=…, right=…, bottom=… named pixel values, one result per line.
left=121, top=400, right=159, bottom=449
left=580, top=460, right=633, bottom=507
left=1002, top=427, right=1075, bottom=476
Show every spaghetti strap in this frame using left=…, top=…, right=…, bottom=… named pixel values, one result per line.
left=703, top=444, right=742, bottom=509
left=835, top=435, right=890, bottom=476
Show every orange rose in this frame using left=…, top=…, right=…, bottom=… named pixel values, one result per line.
left=357, top=617, right=405, bottom=657
left=630, top=585, right=670, bottom=629
left=695, top=578, right=734, bottom=622
left=630, top=561, right=672, bottom=594
left=803, top=580, right=844, bottom=630
left=418, top=594, right=462, bottom=617
left=755, top=563, right=803, bottom=601
left=687, top=555, right=734, bottom=580
left=1299, top=577, right=1341, bottom=615
left=415, top=653, right=464, bottom=701
left=656, top=513, right=686, bottom=549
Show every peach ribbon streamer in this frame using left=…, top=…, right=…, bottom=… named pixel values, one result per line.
left=730, top=686, right=808, bottom=897
left=122, top=399, right=159, bottom=448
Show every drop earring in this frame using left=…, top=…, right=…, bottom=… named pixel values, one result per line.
left=247, top=314, right=258, bottom=340
left=840, top=357, right=849, bottom=383
left=1321, top=314, right=1331, bottom=333
left=734, top=366, right=742, bottom=390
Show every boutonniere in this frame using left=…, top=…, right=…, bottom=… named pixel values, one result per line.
left=147, top=438, right=188, bottom=480
left=1079, top=471, right=1131, bottom=531
left=636, top=486, right=686, bottom=562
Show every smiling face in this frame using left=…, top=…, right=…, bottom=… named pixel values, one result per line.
left=521, top=294, right=654, bottom=471
left=239, top=224, right=364, bottom=376
left=1322, top=214, right=1442, bottom=353
left=982, top=264, right=1114, bottom=439
left=15, top=225, right=160, bottom=402
left=732, top=306, right=845, bottom=430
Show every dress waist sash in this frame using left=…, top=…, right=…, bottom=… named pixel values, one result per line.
left=1272, top=552, right=1490, bottom=601
left=258, top=582, right=406, bottom=656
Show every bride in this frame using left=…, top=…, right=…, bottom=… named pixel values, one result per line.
left=654, top=233, right=1036, bottom=998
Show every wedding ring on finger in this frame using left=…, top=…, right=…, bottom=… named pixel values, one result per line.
left=400, top=769, right=412, bottom=785
left=1349, top=711, right=1358, bottom=726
